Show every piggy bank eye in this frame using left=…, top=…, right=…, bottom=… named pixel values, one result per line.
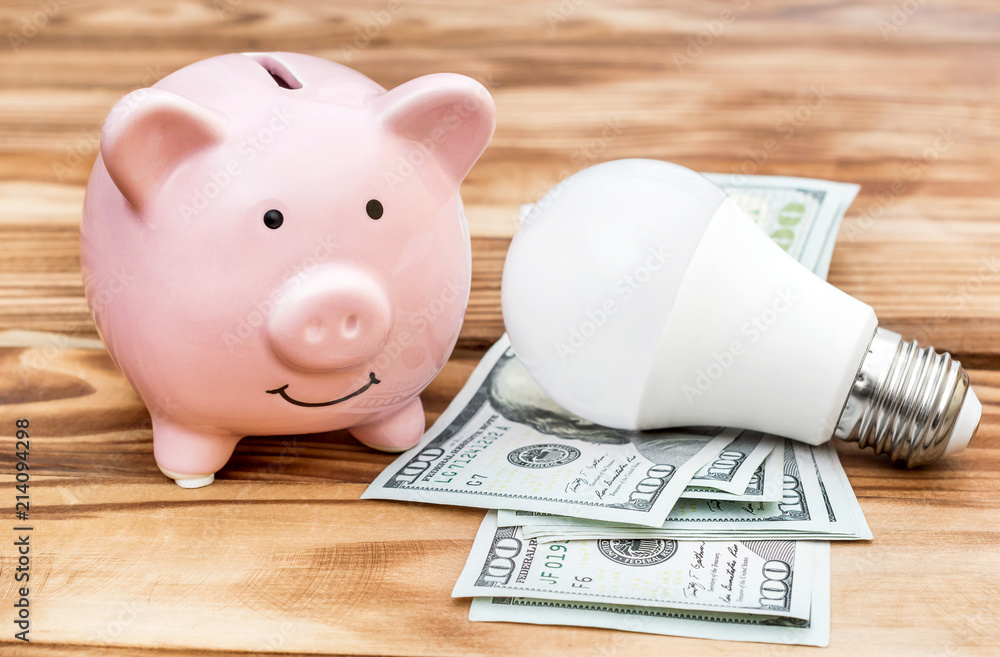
left=263, top=209, right=284, bottom=229
left=366, top=199, right=383, bottom=220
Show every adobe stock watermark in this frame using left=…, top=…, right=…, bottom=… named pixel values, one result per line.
left=383, top=75, right=501, bottom=191
left=221, top=234, right=340, bottom=352
left=554, top=245, right=670, bottom=361
left=353, top=276, right=469, bottom=409
left=14, top=269, right=134, bottom=386
left=52, top=65, right=165, bottom=182
left=143, top=393, right=182, bottom=437
left=258, top=621, right=296, bottom=651
left=87, top=600, right=142, bottom=645
left=340, top=0, right=406, bottom=62
left=546, top=0, right=587, bottom=30
left=518, top=116, right=625, bottom=229
left=592, top=615, right=644, bottom=657
left=843, top=126, right=955, bottom=242
left=7, top=0, right=71, bottom=52
left=58, top=421, right=151, bottom=506
left=877, top=0, right=929, bottom=40
left=673, top=0, right=752, bottom=71
left=682, top=288, right=798, bottom=404
left=183, top=512, right=233, bottom=552
left=174, top=107, right=295, bottom=226
left=569, top=117, right=626, bottom=169
left=730, top=85, right=832, bottom=184
left=212, top=0, right=243, bottom=19
left=259, top=437, right=303, bottom=477
left=910, top=256, right=1000, bottom=345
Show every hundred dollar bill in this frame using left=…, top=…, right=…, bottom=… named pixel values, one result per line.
left=681, top=443, right=784, bottom=502
left=467, top=543, right=830, bottom=647
left=363, top=338, right=733, bottom=526
left=455, top=512, right=816, bottom=620
left=501, top=440, right=827, bottom=534
left=686, top=431, right=778, bottom=495
left=702, top=173, right=859, bottom=279
left=809, top=442, right=872, bottom=539
left=505, top=441, right=870, bottom=542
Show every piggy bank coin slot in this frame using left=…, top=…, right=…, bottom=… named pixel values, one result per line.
left=246, top=53, right=302, bottom=90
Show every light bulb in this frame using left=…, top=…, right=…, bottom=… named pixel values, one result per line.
left=501, top=159, right=981, bottom=467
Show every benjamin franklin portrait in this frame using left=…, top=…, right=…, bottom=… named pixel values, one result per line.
left=486, top=347, right=724, bottom=463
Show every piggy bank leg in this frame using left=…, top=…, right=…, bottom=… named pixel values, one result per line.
left=152, top=420, right=242, bottom=488
left=349, top=397, right=426, bottom=452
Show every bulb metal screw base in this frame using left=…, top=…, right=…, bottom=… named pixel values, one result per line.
left=833, top=327, right=976, bottom=467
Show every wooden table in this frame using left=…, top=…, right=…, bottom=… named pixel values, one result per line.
left=1, top=1, right=998, bottom=655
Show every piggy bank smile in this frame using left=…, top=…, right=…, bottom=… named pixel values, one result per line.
left=266, top=371, right=381, bottom=407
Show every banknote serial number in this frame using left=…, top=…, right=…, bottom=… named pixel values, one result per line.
left=390, top=424, right=507, bottom=486
left=480, top=535, right=592, bottom=589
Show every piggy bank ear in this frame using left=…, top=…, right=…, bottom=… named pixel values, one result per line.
left=375, top=73, right=495, bottom=183
left=101, top=88, right=225, bottom=212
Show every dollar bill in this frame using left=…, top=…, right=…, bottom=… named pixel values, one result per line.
left=681, top=444, right=784, bottom=502
left=702, top=173, right=859, bottom=279
left=687, top=431, right=778, bottom=495
left=468, top=542, right=830, bottom=647
left=455, top=511, right=816, bottom=620
left=363, top=339, right=734, bottom=527
left=502, top=441, right=871, bottom=542
left=809, top=442, right=872, bottom=539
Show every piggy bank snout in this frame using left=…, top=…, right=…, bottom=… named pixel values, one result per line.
left=267, top=268, right=392, bottom=372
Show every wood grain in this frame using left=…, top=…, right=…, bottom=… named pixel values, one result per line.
left=0, top=0, right=999, bottom=654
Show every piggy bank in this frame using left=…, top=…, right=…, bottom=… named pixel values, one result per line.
left=81, top=52, right=495, bottom=488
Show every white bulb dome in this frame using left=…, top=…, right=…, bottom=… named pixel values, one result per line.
left=502, top=159, right=877, bottom=444
left=503, top=160, right=729, bottom=428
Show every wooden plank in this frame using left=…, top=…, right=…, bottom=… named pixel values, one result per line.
left=0, top=482, right=997, bottom=656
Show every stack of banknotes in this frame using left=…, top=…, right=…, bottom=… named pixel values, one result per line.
left=364, top=174, right=863, bottom=647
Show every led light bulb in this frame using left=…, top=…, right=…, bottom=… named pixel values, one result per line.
left=502, top=159, right=981, bottom=467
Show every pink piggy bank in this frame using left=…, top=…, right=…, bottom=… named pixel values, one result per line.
left=81, top=52, right=495, bottom=488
